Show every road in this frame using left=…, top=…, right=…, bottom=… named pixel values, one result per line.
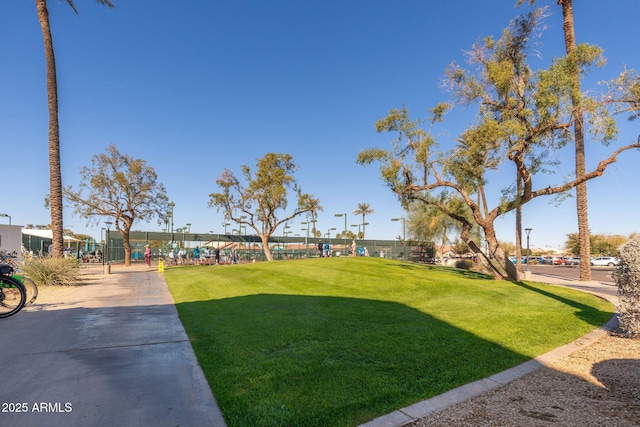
left=527, top=264, right=616, bottom=284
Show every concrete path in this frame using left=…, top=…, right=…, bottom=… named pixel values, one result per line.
left=0, top=265, right=226, bottom=427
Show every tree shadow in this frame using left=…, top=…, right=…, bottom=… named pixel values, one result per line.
left=0, top=303, right=222, bottom=427
left=512, top=280, right=614, bottom=328
left=176, top=293, right=529, bottom=427
left=592, top=357, right=640, bottom=406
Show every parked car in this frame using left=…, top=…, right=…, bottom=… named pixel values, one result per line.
left=542, top=256, right=566, bottom=265
left=590, top=256, right=620, bottom=267
left=566, top=257, right=581, bottom=265
left=525, top=256, right=550, bottom=265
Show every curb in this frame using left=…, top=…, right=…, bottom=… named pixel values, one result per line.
left=358, top=277, right=619, bottom=427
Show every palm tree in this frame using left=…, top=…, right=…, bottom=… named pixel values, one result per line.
left=407, top=201, right=459, bottom=265
left=35, top=0, right=114, bottom=257
left=559, top=0, right=591, bottom=281
left=307, top=196, right=323, bottom=238
left=353, top=203, right=374, bottom=238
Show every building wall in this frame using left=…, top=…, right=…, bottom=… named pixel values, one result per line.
left=0, top=224, right=23, bottom=259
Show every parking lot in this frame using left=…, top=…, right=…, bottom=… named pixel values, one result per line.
left=526, top=264, right=616, bottom=284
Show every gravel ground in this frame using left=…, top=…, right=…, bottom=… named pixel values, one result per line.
left=409, top=332, right=640, bottom=427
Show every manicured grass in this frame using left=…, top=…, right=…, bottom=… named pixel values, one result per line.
left=165, top=257, right=613, bottom=427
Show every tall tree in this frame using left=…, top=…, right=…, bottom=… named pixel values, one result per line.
left=35, top=0, right=114, bottom=257
left=209, top=153, right=321, bottom=261
left=65, top=144, right=168, bottom=266
left=358, top=9, right=640, bottom=280
left=353, top=203, right=374, bottom=238
left=407, top=199, right=462, bottom=265
left=307, top=197, right=322, bottom=238
left=558, top=0, right=591, bottom=280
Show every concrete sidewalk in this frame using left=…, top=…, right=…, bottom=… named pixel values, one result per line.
left=0, top=265, right=226, bottom=427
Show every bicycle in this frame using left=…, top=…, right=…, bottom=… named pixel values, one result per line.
left=0, top=252, right=38, bottom=306
left=0, top=264, right=27, bottom=318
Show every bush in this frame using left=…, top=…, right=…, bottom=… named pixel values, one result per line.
left=455, top=259, right=474, bottom=270
left=22, top=257, right=80, bottom=286
left=612, top=236, right=640, bottom=337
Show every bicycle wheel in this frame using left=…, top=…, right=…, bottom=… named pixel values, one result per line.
left=17, top=276, right=38, bottom=306
left=0, top=276, right=27, bottom=318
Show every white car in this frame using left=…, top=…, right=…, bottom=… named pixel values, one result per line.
left=590, top=256, right=620, bottom=267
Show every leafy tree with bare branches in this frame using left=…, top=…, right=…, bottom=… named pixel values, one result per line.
left=357, top=8, right=640, bottom=280
left=65, top=144, right=168, bottom=266
left=209, top=153, right=321, bottom=261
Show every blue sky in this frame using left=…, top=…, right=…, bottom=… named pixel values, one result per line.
left=1, top=0, right=639, bottom=250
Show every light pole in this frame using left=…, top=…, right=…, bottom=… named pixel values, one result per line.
left=326, top=227, right=336, bottom=243
left=101, top=227, right=106, bottom=269
left=335, top=213, right=347, bottom=253
left=391, top=217, right=406, bottom=260
left=185, top=223, right=191, bottom=249
left=167, top=201, right=175, bottom=253
left=525, top=228, right=532, bottom=270
left=223, top=222, right=230, bottom=234
left=0, top=213, right=11, bottom=225
left=334, top=213, right=347, bottom=235
left=301, top=223, right=310, bottom=258
left=105, top=220, right=113, bottom=274
left=353, top=222, right=369, bottom=239
left=167, top=202, right=175, bottom=233
left=283, top=226, right=291, bottom=258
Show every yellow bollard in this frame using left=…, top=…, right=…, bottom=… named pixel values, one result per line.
left=158, top=260, right=165, bottom=273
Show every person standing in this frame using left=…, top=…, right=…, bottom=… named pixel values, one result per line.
left=317, top=240, right=323, bottom=257
left=144, top=244, right=152, bottom=268
left=193, top=246, right=200, bottom=265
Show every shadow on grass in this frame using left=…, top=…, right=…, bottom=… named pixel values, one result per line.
left=176, top=294, right=529, bottom=427
left=513, top=280, right=614, bottom=327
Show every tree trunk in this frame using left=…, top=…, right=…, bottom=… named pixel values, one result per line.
left=37, top=0, right=64, bottom=258
left=486, top=233, right=517, bottom=281
left=461, top=225, right=513, bottom=281
left=439, top=232, right=447, bottom=265
left=560, top=0, right=592, bottom=281
left=515, top=177, right=524, bottom=273
left=261, top=235, right=274, bottom=261
left=121, top=228, right=132, bottom=267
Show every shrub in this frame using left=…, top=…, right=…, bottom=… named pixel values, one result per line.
left=455, top=258, right=474, bottom=270
left=22, top=257, right=80, bottom=287
left=612, top=236, right=640, bottom=337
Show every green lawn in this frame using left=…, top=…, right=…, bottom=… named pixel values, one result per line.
left=165, top=257, right=613, bottom=427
